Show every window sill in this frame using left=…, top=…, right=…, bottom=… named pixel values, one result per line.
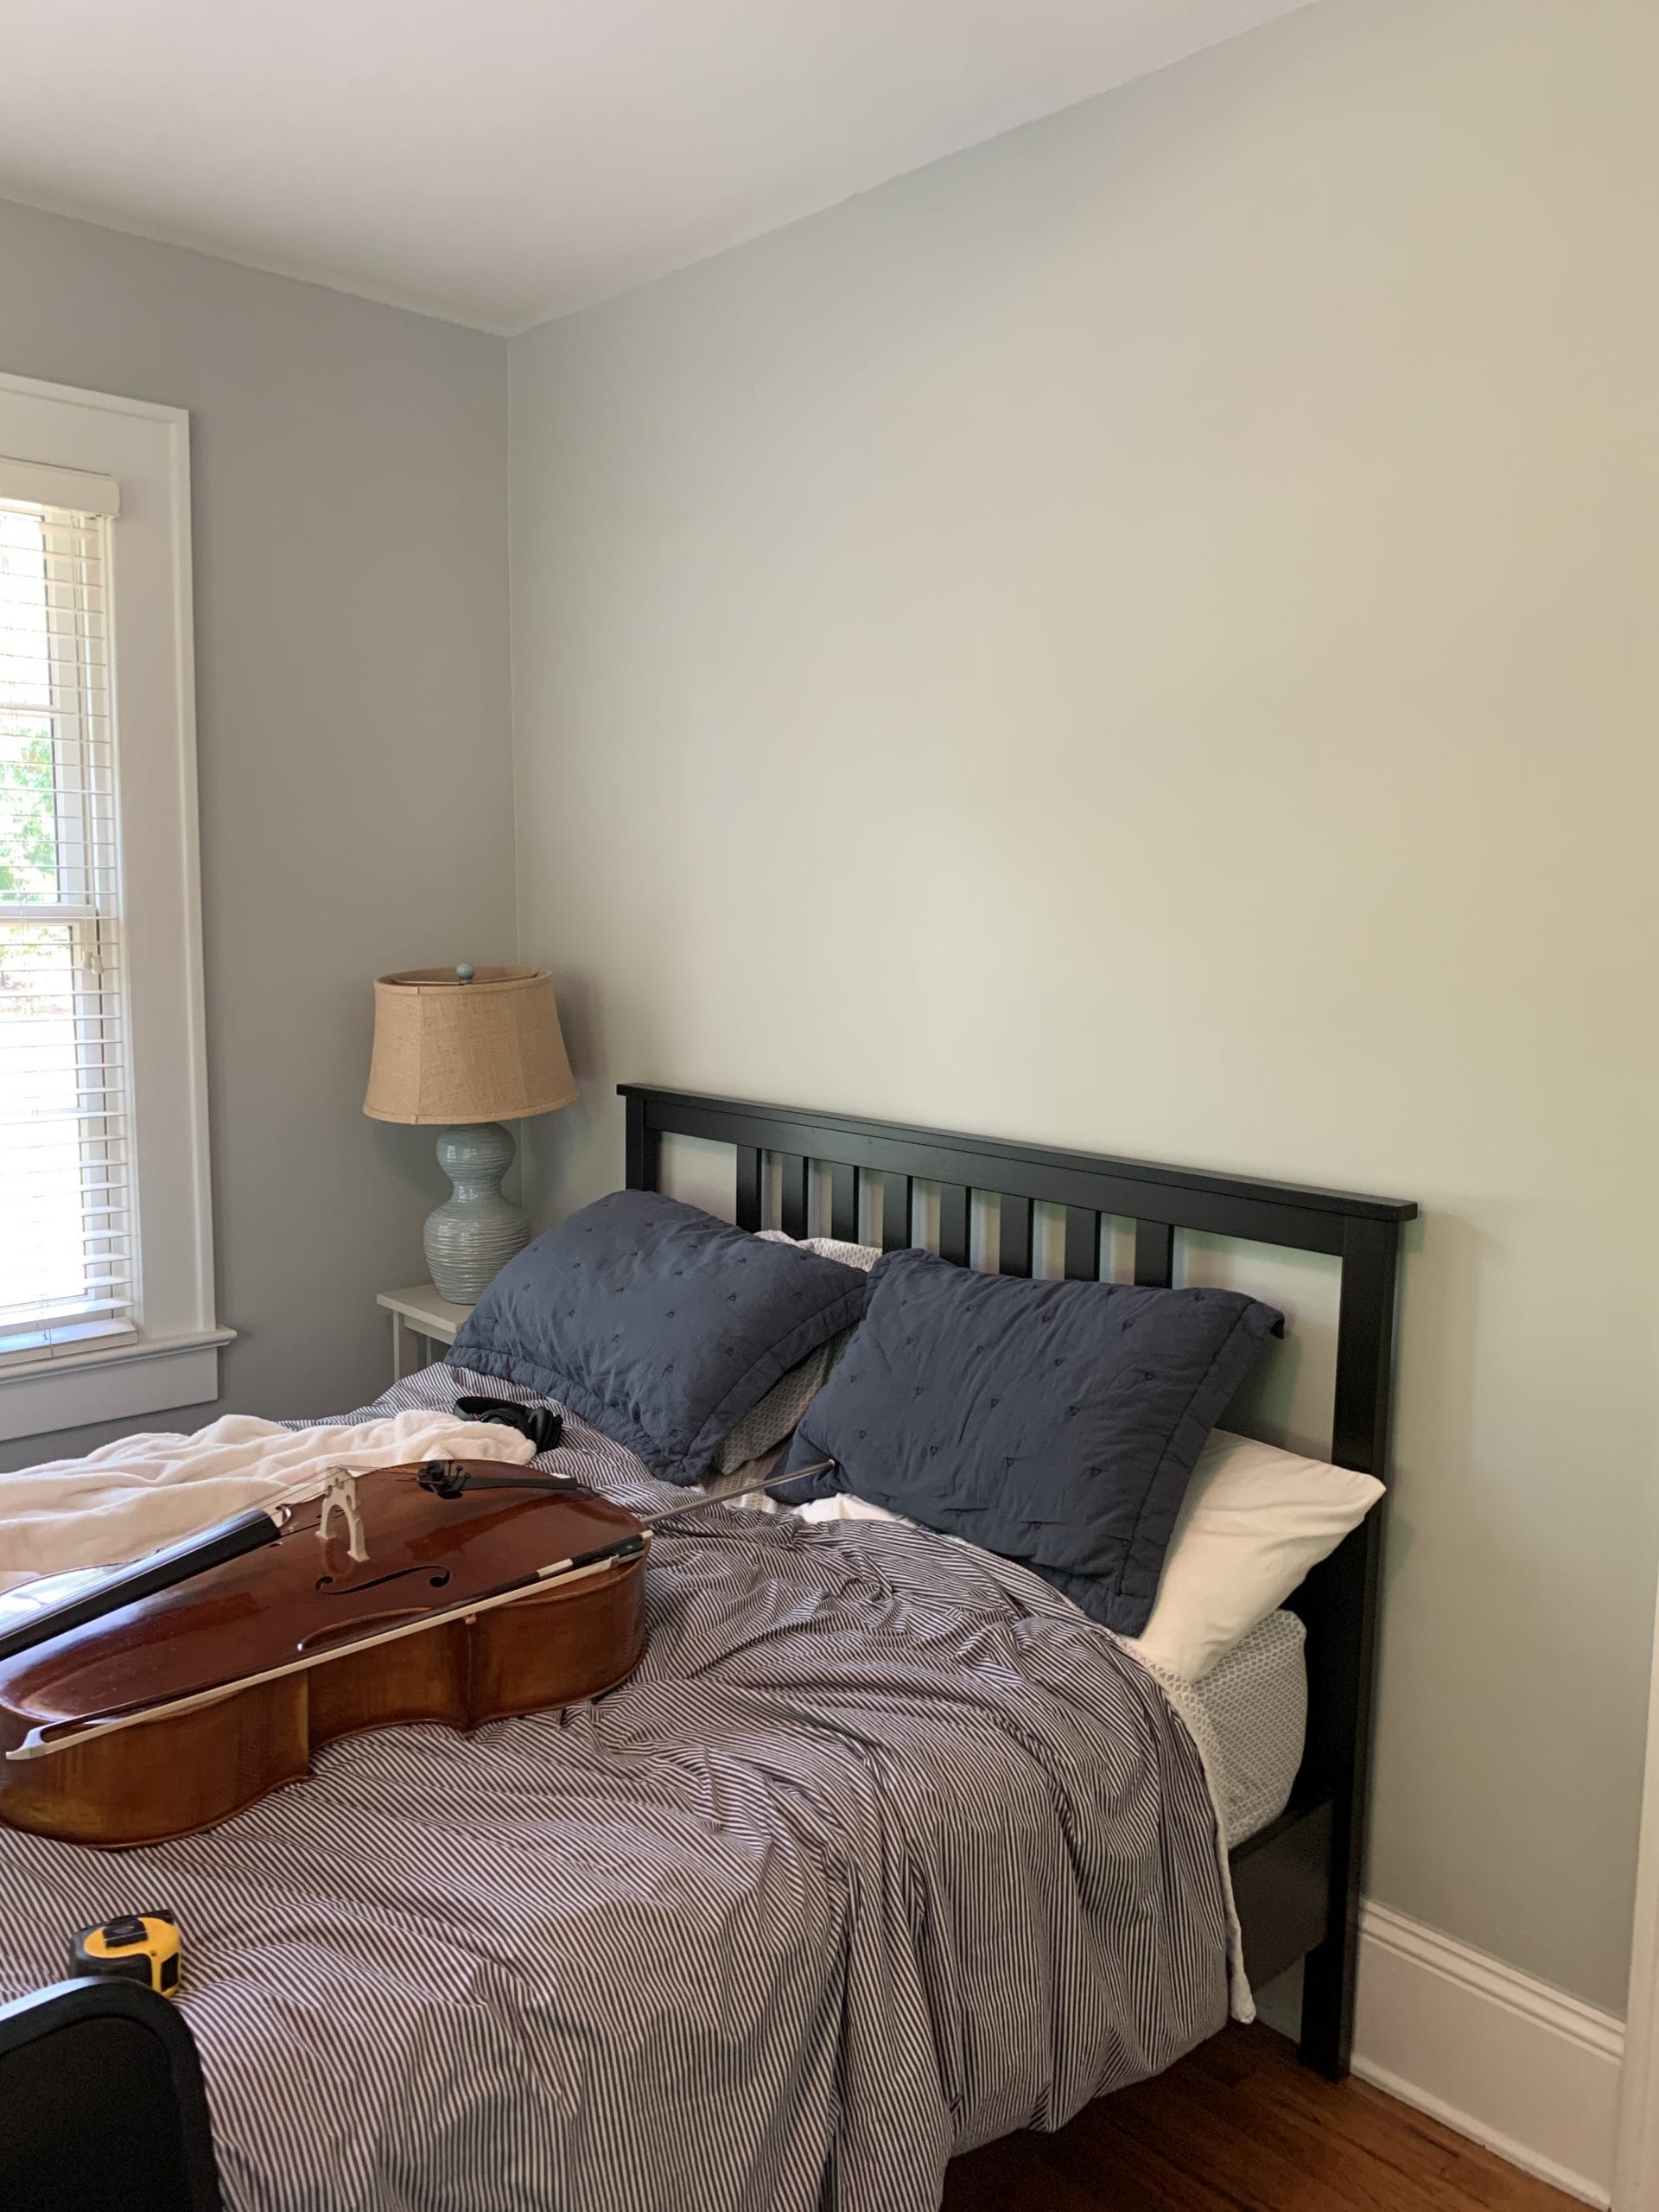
left=0, top=1326, right=237, bottom=1446
left=0, top=1321, right=137, bottom=1369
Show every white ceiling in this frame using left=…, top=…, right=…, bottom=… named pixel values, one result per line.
left=2, top=0, right=1315, bottom=334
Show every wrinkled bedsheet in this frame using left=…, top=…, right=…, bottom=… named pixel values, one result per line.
left=0, top=1366, right=1231, bottom=2212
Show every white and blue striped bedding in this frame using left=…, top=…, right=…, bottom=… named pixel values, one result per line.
left=0, top=1363, right=1231, bottom=2211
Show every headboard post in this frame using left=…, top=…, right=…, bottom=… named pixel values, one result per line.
left=1295, top=1211, right=1404, bottom=2076
left=1332, top=1216, right=1402, bottom=1478
left=623, top=1090, right=658, bottom=1196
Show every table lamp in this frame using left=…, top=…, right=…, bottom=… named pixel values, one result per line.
left=363, top=963, right=576, bottom=1303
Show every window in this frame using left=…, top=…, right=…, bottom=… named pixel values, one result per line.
left=1, top=485, right=133, bottom=1366
left=0, top=375, right=228, bottom=1442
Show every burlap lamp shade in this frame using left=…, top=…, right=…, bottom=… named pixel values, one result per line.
left=365, top=964, right=576, bottom=1302
left=365, top=965, right=575, bottom=1125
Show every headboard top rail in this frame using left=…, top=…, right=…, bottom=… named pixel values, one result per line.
left=617, top=1084, right=1417, bottom=1243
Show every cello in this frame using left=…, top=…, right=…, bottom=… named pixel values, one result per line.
left=0, top=1452, right=829, bottom=1850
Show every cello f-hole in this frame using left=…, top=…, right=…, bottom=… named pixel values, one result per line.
left=315, top=1567, right=454, bottom=1599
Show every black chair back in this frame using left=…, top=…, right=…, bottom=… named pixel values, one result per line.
left=0, top=1978, right=220, bottom=2211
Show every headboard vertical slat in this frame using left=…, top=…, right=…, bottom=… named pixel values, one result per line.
left=734, top=1147, right=763, bottom=1233
left=999, top=1196, right=1033, bottom=1276
left=779, top=1154, right=809, bottom=1240
left=829, top=1163, right=858, bottom=1243
left=1134, top=1220, right=1175, bottom=1288
left=1064, top=1207, right=1100, bottom=1281
left=881, top=1174, right=912, bottom=1251
left=938, top=1185, right=969, bottom=1267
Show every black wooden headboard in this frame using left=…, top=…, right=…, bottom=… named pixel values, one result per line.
left=620, top=1082, right=1416, bottom=2080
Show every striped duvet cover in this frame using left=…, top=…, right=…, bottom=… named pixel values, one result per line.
left=0, top=1364, right=1231, bottom=2212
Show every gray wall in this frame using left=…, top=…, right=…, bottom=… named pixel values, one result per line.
left=507, top=0, right=1659, bottom=2012
left=0, top=199, right=516, bottom=1466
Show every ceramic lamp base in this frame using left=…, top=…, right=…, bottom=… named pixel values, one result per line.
left=423, top=1122, right=530, bottom=1304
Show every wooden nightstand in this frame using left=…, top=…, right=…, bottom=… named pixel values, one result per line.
left=377, top=1283, right=474, bottom=1382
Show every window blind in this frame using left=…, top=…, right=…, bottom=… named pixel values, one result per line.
left=0, top=480, right=136, bottom=1366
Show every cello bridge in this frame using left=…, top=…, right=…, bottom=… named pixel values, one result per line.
left=318, top=1467, right=369, bottom=1565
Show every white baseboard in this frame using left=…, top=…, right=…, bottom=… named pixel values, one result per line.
left=1257, top=1902, right=1624, bottom=2208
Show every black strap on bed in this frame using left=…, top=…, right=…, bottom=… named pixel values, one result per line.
left=416, top=1462, right=586, bottom=1501
left=452, top=1396, right=563, bottom=1455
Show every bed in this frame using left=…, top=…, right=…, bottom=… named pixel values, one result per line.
left=0, top=1086, right=1414, bottom=2211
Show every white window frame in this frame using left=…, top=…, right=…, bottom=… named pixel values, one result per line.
left=0, top=371, right=230, bottom=1441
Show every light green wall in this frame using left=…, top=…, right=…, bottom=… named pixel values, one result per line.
left=506, top=0, right=1659, bottom=2012
left=0, top=200, right=516, bottom=1465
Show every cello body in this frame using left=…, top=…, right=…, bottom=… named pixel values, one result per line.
left=0, top=1463, right=648, bottom=1848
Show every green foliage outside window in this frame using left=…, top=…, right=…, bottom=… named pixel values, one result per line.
left=0, top=731, right=56, bottom=900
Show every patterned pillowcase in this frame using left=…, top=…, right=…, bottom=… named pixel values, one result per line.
left=758, top=1231, right=883, bottom=1271
left=713, top=1232, right=882, bottom=1472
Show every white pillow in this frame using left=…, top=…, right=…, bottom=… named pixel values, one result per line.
left=1122, top=1431, right=1382, bottom=1681
left=795, top=1490, right=901, bottom=1525
left=789, top=1427, right=1380, bottom=1683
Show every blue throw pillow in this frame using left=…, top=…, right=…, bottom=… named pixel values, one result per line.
left=775, top=1248, right=1282, bottom=1635
left=450, top=1191, right=870, bottom=1484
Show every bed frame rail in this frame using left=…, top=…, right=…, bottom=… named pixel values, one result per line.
left=620, top=1083, right=1415, bottom=2079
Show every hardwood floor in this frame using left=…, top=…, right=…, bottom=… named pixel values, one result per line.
left=941, top=2024, right=1580, bottom=2211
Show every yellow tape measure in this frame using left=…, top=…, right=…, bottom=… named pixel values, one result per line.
left=70, top=1910, right=181, bottom=1999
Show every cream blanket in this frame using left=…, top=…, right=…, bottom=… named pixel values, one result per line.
left=0, top=1411, right=536, bottom=1592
